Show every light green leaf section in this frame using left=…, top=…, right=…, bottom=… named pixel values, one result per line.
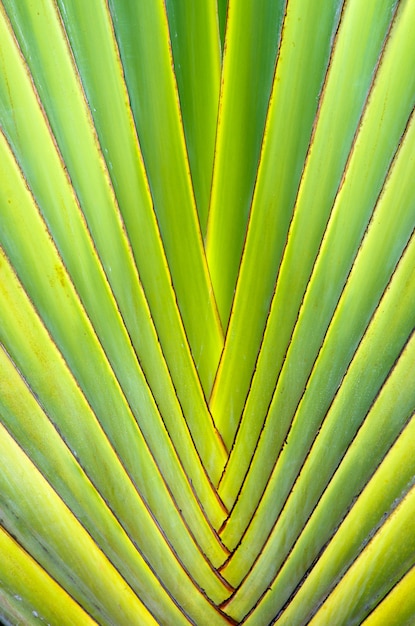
left=165, top=0, right=221, bottom=234
left=223, top=197, right=415, bottom=575
left=222, top=196, right=415, bottom=616
left=362, top=565, right=415, bottom=626
left=224, top=222, right=415, bottom=583
left=219, top=0, right=399, bottom=505
left=222, top=118, right=415, bottom=567
left=209, top=0, right=344, bottom=448
left=0, top=249, right=232, bottom=616
left=308, top=480, right=415, bottom=625
left=206, top=0, right=285, bottom=326
left=224, top=298, right=415, bottom=619
left=0, top=424, right=159, bottom=626
left=0, top=250, right=234, bottom=614
left=0, top=134, right=231, bottom=575
left=1, top=0, right=227, bottom=487
left=0, top=528, right=97, bottom=626
left=107, top=0, right=224, bottom=395
left=257, top=413, right=415, bottom=626
left=0, top=346, right=192, bottom=625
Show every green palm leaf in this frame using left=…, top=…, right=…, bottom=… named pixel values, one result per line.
left=0, top=0, right=414, bottom=624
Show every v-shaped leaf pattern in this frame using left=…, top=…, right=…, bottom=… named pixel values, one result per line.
left=0, top=0, right=415, bottom=624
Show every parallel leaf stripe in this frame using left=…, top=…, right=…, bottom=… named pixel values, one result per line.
left=0, top=247, right=232, bottom=615
left=0, top=425, right=162, bottom=625
left=223, top=186, right=414, bottom=584
left=206, top=0, right=286, bottom=328
left=209, top=0, right=345, bottom=449
left=233, top=350, right=415, bottom=624
left=307, top=477, right=415, bottom=625
left=1, top=0, right=228, bottom=503
left=0, top=385, right=191, bottom=625
left=263, top=332, right=415, bottom=624
left=0, top=340, right=232, bottom=620
left=218, top=0, right=400, bottom=504
left=257, top=456, right=415, bottom=626
left=223, top=235, right=415, bottom=619
left=107, top=0, right=224, bottom=397
left=0, top=130, right=229, bottom=576
left=57, top=0, right=228, bottom=481
left=224, top=219, right=415, bottom=580
left=221, top=104, right=415, bottom=562
left=164, top=0, right=221, bottom=234
left=208, top=0, right=289, bottom=402
left=219, top=2, right=415, bottom=543
left=362, top=564, right=415, bottom=625
left=223, top=312, right=415, bottom=615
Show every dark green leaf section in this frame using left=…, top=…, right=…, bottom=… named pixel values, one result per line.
left=206, top=0, right=285, bottom=327
left=107, top=0, right=224, bottom=396
left=165, top=0, right=221, bottom=234
left=217, top=0, right=228, bottom=50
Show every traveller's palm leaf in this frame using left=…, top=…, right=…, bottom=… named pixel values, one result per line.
left=0, top=0, right=414, bottom=624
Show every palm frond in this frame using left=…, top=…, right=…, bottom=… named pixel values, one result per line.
left=0, top=0, right=414, bottom=624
